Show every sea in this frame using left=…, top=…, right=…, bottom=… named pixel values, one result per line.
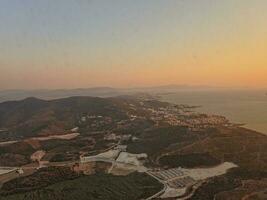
left=160, top=89, right=267, bottom=135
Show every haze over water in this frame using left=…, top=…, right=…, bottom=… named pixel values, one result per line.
left=161, top=89, right=267, bottom=135
left=0, top=1, right=266, bottom=135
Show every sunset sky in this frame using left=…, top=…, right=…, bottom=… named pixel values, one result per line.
left=0, top=0, right=267, bottom=89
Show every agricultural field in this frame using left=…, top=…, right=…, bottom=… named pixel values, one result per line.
left=0, top=167, right=162, bottom=200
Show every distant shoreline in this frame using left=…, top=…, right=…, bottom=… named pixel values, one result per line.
left=159, top=91, right=267, bottom=136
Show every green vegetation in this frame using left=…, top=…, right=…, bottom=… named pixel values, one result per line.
left=226, top=167, right=267, bottom=180
left=0, top=153, right=29, bottom=167
left=49, top=153, right=77, bottom=162
left=0, top=141, right=35, bottom=166
left=191, top=175, right=241, bottom=200
left=176, top=127, right=267, bottom=171
left=127, top=126, right=194, bottom=156
left=0, top=141, right=35, bottom=156
left=0, top=171, right=163, bottom=200
left=0, top=96, right=129, bottom=139
left=0, top=167, right=79, bottom=195
left=159, top=153, right=221, bottom=168
left=191, top=167, right=267, bottom=200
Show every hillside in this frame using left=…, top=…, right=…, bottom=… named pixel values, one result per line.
left=0, top=96, right=132, bottom=139
left=0, top=96, right=266, bottom=199
left=0, top=167, right=162, bottom=200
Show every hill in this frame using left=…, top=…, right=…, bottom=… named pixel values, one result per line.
left=0, top=95, right=266, bottom=199
left=0, top=96, right=131, bottom=139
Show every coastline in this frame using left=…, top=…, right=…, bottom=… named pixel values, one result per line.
left=158, top=91, right=267, bottom=136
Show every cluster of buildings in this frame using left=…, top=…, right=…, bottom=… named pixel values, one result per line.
left=149, top=162, right=237, bottom=199
left=132, top=103, right=230, bottom=131
left=168, top=176, right=196, bottom=188
left=79, top=115, right=114, bottom=129
left=150, top=168, right=196, bottom=191
left=76, top=100, right=230, bottom=136
left=104, top=133, right=134, bottom=143
left=80, top=144, right=147, bottom=167
left=151, top=168, right=185, bottom=181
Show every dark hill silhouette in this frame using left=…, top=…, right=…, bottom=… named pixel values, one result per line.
left=0, top=96, right=130, bottom=139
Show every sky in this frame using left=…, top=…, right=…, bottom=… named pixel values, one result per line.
left=0, top=0, right=267, bottom=90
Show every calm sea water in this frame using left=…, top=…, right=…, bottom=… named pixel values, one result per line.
left=161, top=90, right=267, bottom=135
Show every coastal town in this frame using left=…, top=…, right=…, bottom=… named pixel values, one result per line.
left=77, top=98, right=231, bottom=133
left=0, top=96, right=265, bottom=200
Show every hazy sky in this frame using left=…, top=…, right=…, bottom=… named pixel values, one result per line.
left=0, top=0, right=267, bottom=89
